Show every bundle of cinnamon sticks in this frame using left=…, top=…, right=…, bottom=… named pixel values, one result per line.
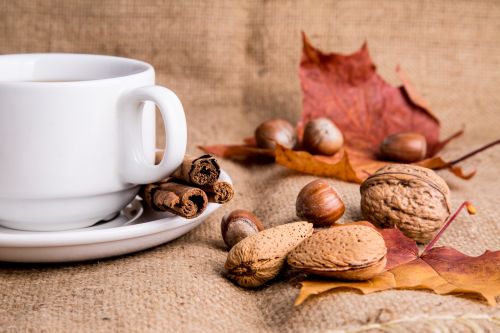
left=141, top=154, right=234, bottom=219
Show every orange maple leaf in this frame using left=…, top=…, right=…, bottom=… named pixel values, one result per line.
left=276, top=33, right=472, bottom=182
left=294, top=204, right=500, bottom=306
left=296, top=247, right=500, bottom=306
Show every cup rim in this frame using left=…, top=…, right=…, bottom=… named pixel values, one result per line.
left=0, top=53, right=154, bottom=86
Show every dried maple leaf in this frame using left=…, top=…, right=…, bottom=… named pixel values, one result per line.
left=295, top=203, right=500, bottom=306
left=274, top=146, right=362, bottom=183
left=295, top=272, right=396, bottom=306
left=298, top=34, right=445, bottom=156
left=276, top=146, right=391, bottom=183
left=400, top=248, right=500, bottom=306
left=275, top=146, right=475, bottom=183
left=377, top=227, right=419, bottom=270
left=200, top=144, right=274, bottom=161
left=200, top=34, right=499, bottom=182
left=277, top=33, right=469, bottom=182
left=295, top=243, right=500, bottom=307
left=200, top=137, right=275, bottom=163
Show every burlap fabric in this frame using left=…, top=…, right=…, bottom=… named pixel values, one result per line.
left=1, top=1, right=499, bottom=332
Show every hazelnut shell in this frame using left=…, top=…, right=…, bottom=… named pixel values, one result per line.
left=380, top=132, right=427, bottom=163
left=296, top=179, right=345, bottom=227
left=221, top=209, right=264, bottom=248
left=254, top=118, right=297, bottom=149
left=302, top=118, right=344, bottom=155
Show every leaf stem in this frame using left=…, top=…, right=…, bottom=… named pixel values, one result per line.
left=431, top=128, right=464, bottom=156
left=421, top=201, right=476, bottom=256
left=448, top=138, right=500, bottom=166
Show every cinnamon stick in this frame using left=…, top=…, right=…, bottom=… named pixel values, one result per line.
left=156, top=152, right=221, bottom=186
left=199, top=181, right=234, bottom=204
left=141, top=178, right=208, bottom=219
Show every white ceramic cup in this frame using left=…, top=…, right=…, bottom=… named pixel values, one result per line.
left=0, top=53, right=187, bottom=231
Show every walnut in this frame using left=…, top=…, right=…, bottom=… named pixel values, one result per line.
left=360, top=164, right=451, bottom=244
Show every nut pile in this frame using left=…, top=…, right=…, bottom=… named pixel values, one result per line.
left=254, top=117, right=343, bottom=156
left=218, top=118, right=454, bottom=289
left=253, top=118, right=430, bottom=164
left=221, top=164, right=451, bottom=288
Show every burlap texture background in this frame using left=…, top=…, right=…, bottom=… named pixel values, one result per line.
left=1, top=1, right=499, bottom=332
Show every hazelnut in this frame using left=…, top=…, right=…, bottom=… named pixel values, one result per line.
left=221, top=209, right=264, bottom=248
left=254, top=118, right=297, bottom=149
left=302, top=118, right=344, bottom=155
left=296, top=179, right=345, bottom=227
left=379, top=132, right=427, bottom=163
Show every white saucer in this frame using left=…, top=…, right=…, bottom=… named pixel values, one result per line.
left=0, top=170, right=231, bottom=263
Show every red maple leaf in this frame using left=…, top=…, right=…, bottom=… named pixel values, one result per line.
left=201, top=33, right=499, bottom=183
left=298, top=33, right=444, bottom=157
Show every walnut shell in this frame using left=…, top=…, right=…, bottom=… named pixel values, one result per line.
left=360, top=164, right=451, bottom=243
left=224, top=221, right=313, bottom=288
left=287, top=224, right=387, bottom=280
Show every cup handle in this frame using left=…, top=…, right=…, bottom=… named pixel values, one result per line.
left=119, top=85, right=187, bottom=184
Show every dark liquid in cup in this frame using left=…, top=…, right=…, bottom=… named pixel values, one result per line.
left=27, top=79, right=81, bottom=82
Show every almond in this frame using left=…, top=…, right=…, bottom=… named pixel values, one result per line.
left=287, top=223, right=387, bottom=280
left=225, top=221, right=313, bottom=288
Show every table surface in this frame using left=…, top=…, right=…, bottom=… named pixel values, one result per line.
left=1, top=1, right=499, bottom=332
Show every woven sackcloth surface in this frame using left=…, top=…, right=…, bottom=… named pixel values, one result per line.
left=0, top=1, right=499, bottom=332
